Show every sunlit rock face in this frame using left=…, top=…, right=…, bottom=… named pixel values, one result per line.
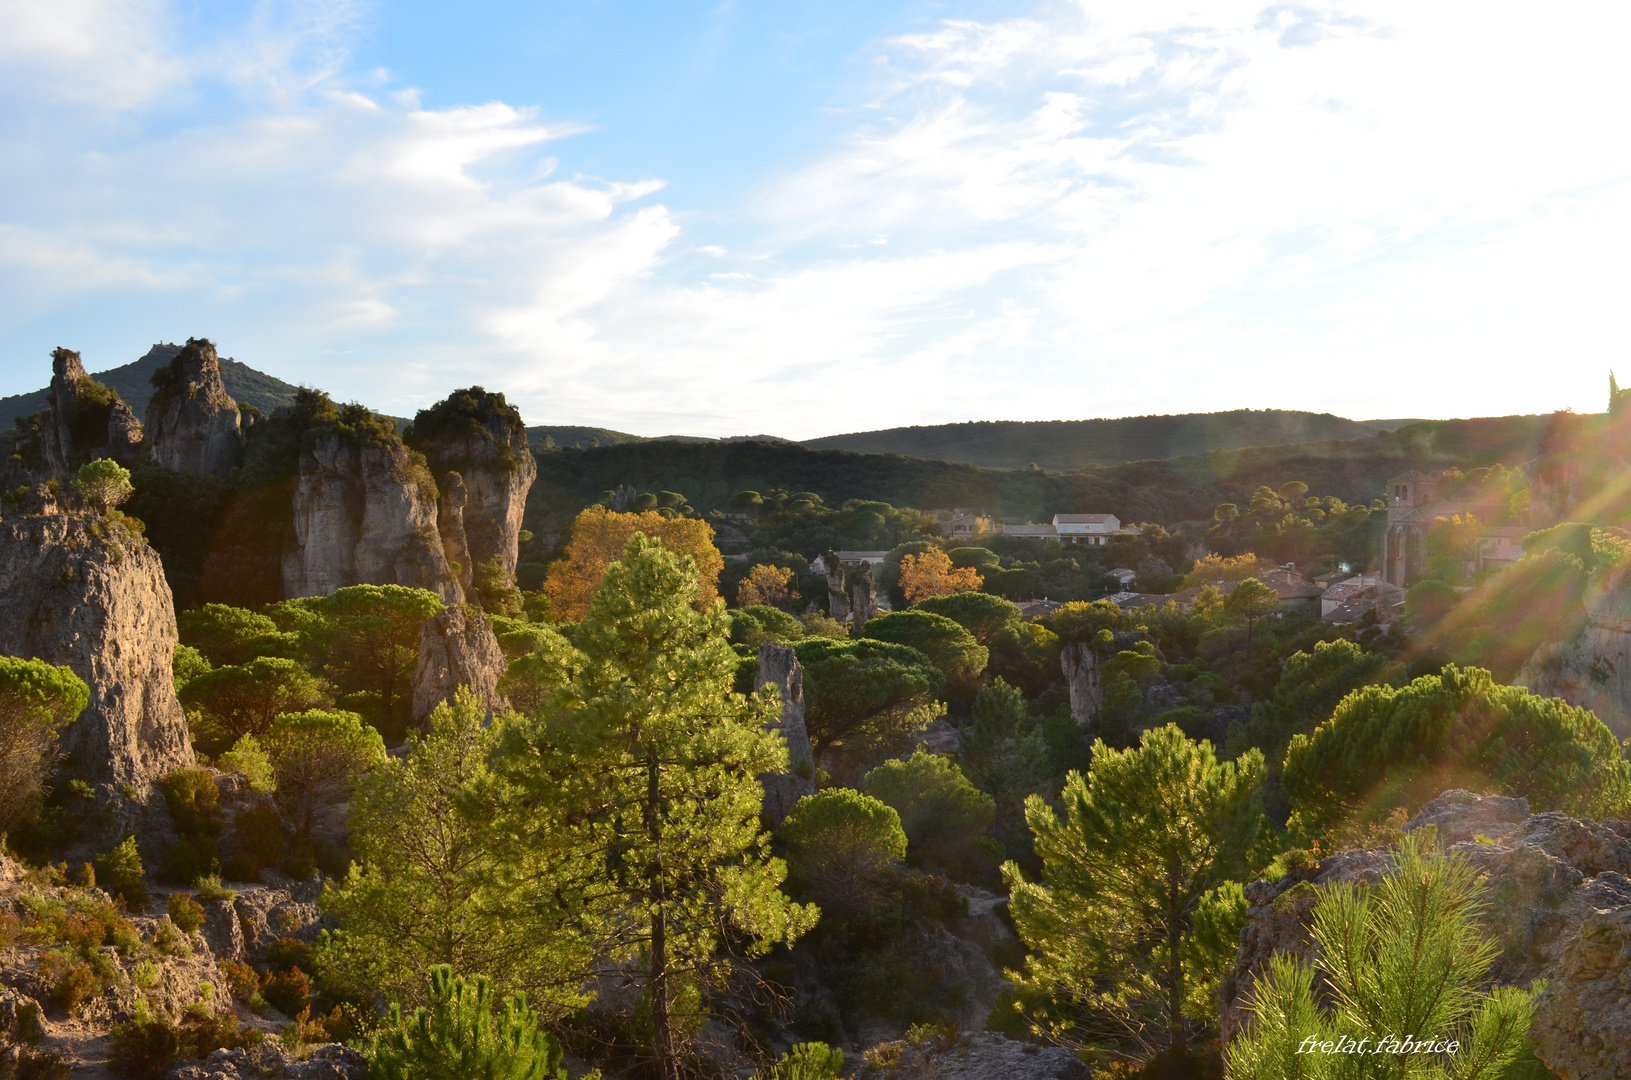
left=280, top=432, right=462, bottom=603
left=754, top=643, right=816, bottom=825
left=144, top=337, right=244, bottom=480
left=407, top=388, right=536, bottom=596
left=0, top=510, right=194, bottom=842
left=1518, top=562, right=1631, bottom=740
left=412, top=605, right=509, bottom=724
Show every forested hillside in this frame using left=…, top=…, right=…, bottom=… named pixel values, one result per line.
left=524, top=414, right=1555, bottom=534
left=799, top=410, right=1418, bottom=470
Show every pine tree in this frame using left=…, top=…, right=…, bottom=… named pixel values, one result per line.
left=1003, top=724, right=1265, bottom=1064
left=1227, top=830, right=1545, bottom=1079
left=369, top=965, right=566, bottom=1080
left=495, top=533, right=818, bottom=1080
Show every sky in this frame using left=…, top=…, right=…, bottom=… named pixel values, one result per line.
left=1, top=0, right=1628, bottom=439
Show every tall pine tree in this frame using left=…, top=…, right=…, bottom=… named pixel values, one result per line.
left=495, top=533, right=817, bottom=1079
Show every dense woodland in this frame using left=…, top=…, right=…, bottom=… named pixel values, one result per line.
left=2, top=363, right=1628, bottom=1080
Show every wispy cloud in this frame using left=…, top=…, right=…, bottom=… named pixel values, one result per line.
left=1, top=0, right=1628, bottom=436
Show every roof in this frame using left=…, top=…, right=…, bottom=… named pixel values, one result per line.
left=1054, top=514, right=1117, bottom=524
left=1106, top=591, right=1171, bottom=610
left=833, top=550, right=888, bottom=561
left=1388, top=469, right=1432, bottom=483
left=1001, top=524, right=1058, bottom=536
left=1016, top=599, right=1065, bottom=618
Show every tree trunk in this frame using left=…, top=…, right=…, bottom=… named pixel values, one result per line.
left=646, top=749, right=676, bottom=1080
left=1168, top=865, right=1185, bottom=1058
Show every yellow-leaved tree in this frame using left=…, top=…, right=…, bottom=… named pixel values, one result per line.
left=900, top=548, right=983, bottom=605
left=736, top=564, right=795, bottom=609
left=543, top=507, right=723, bottom=621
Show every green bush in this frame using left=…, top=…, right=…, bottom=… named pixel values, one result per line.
left=779, top=789, right=907, bottom=916
left=151, top=917, right=191, bottom=958
left=111, top=1013, right=259, bottom=1080
left=863, top=751, right=996, bottom=879
left=230, top=804, right=287, bottom=876
left=860, top=610, right=989, bottom=692
left=757, top=1041, right=846, bottom=1080
left=368, top=965, right=566, bottom=1080
left=165, top=893, right=205, bottom=935
left=95, top=837, right=148, bottom=910
left=261, top=967, right=311, bottom=1017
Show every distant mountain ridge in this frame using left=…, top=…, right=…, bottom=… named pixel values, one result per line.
left=799, top=410, right=1419, bottom=471
left=0, top=344, right=300, bottom=430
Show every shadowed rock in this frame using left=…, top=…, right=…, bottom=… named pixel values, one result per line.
left=412, top=605, right=510, bottom=724
left=754, top=643, right=816, bottom=824
left=144, top=338, right=244, bottom=479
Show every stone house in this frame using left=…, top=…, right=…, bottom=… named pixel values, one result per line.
left=1053, top=513, right=1122, bottom=546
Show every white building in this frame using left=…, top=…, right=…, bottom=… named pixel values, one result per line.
left=1053, top=513, right=1122, bottom=546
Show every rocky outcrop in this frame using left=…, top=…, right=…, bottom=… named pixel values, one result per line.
left=144, top=338, right=244, bottom=480
left=411, top=605, right=509, bottom=724
left=436, top=471, right=473, bottom=593
left=823, top=552, right=850, bottom=622
left=408, top=388, right=537, bottom=593
left=167, top=1044, right=367, bottom=1080
left=1219, top=790, right=1631, bottom=1079
left=856, top=1031, right=1088, bottom=1080
left=0, top=511, right=193, bottom=839
left=281, top=432, right=461, bottom=603
left=1518, top=561, right=1631, bottom=739
left=6, top=349, right=145, bottom=485
left=1060, top=643, right=1102, bottom=729
left=754, top=644, right=816, bottom=824
left=850, top=562, right=878, bottom=631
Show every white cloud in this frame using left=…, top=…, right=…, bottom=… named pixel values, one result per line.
left=2, top=0, right=1629, bottom=438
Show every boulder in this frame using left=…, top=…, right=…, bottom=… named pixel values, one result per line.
left=232, top=877, right=326, bottom=963
left=1059, top=643, right=1101, bottom=730
left=823, top=552, right=850, bottom=622
left=0, top=511, right=193, bottom=840
left=280, top=432, right=462, bottom=603
left=1218, top=789, right=1631, bottom=1079
left=144, top=338, right=244, bottom=480
left=412, top=605, right=510, bottom=724
left=753, top=644, right=816, bottom=824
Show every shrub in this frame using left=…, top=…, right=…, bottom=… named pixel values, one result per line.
left=758, top=1042, right=846, bottom=1080
left=219, top=958, right=260, bottom=1002
left=0, top=656, right=89, bottom=836
left=166, top=893, right=205, bottom=935
left=151, top=916, right=191, bottom=958
left=194, top=874, right=236, bottom=903
left=779, top=789, right=907, bottom=916
left=40, top=949, right=98, bottom=1012
left=230, top=805, right=286, bottom=875
left=266, top=936, right=315, bottom=975
left=95, top=837, right=148, bottom=910
left=111, top=1013, right=259, bottom=1080
left=8, top=1048, right=69, bottom=1080
left=217, top=735, right=276, bottom=793
left=863, top=750, right=996, bottom=877
left=261, top=967, right=311, bottom=1017
left=368, top=965, right=566, bottom=1080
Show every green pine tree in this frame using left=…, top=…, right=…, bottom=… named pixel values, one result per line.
left=1227, top=830, right=1546, bottom=1079
left=1003, top=724, right=1265, bottom=1065
left=494, top=533, right=818, bottom=1080
left=369, top=965, right=566, bottom=1080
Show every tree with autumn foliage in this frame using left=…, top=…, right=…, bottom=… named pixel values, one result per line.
left=735, top=563, right=796, bottom=609
left=542, top=506, right=723, bottom=621
left=899, top=548, right=983, bottom=604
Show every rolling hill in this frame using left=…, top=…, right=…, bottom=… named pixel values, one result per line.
left=0, top=344, right=301, bottom=429
left=799, top=410, right=1419, bottom=471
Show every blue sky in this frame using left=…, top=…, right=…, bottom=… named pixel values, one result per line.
left=1, top=0, right=1628, bottom=438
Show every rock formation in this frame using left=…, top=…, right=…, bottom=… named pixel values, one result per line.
left=412, top=605, right=510, bottom=723
left=280, top=432, right=462, bottom=603
left=408, top=388, right=537, bottom=595
left=5, top=349, right=145, bottom=485
left=1060, top=642, right=1102, bottom=729
left=856, top=1030, right=1087, bottom=1080
left=753, top=644, right=816, bottom=824
left=850, top=561, right=878, bottom=631
left=0, top=509, right=193, bottom=838
left=1518, top=561, right=1631, bottom=739
left=823, top=551, right=850, bottom=622
left=144, top=338, right=244, bottom=480
left=1219, top=789, right=1631, bottom=1079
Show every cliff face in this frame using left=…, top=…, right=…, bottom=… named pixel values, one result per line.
left=1518, top=563, right=1631, bottom=739
left=1219, top=790, right=1631, bottom=1080
left=412, top=605, right=510, bottom=723
left=0, top=510, right=194, bottom=835
left=408, top=388, right=536, bottom=593
left=144, top=338, right=244, bottom=479
left=280, top=432, right=462, bottom=603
